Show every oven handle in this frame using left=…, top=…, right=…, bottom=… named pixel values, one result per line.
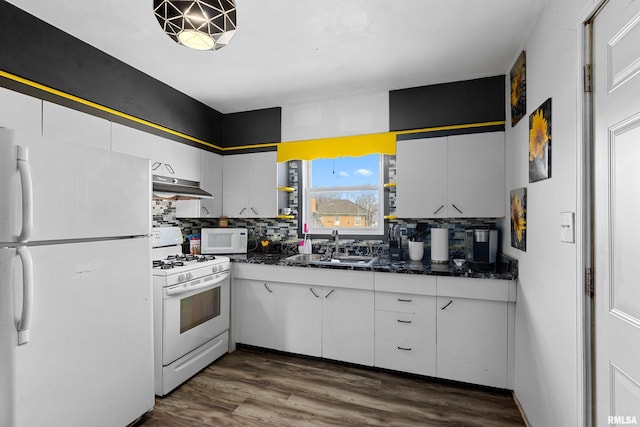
left=165, top=271, right=229, bottom=297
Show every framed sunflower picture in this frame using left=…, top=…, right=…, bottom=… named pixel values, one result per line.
left=529, top=98, right=552, bottom=182
left=510, top=187, right=527, bottom=251
left=510, top=51, right=526, bottom=127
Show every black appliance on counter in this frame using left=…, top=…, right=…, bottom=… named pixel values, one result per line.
left=465, top=226, right=498, bottom=271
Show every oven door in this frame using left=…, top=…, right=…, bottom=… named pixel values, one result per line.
left=162, top=271, right=230, bottom=365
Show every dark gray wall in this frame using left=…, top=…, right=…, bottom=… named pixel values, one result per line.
left=389, top=75, right=505, bottom=133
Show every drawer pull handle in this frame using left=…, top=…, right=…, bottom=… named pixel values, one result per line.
left=263, top=283, right=273, bottom=293
left=309, top=288, right=319, bottom=298
left=441, top=299, right=453, bottom=310
left=397, top=346, right=412, bottom=351
left=397, top=319, right=412, bottom=324
left=451, top=203, right=463, bottom=214
left=325, top=289, right=335, bottom=299
left=433, top=205, right=444, bottom=215
left=397, top=298, right=412, bottom=303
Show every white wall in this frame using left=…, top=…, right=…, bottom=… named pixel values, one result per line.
left=501, top=0, right=597, bottom=425
left=281, top=91, right=389, bottom=142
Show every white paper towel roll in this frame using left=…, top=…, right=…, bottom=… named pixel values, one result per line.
left=431, top=228, right=449, bottom=263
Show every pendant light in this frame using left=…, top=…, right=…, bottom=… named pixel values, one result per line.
left=153, top=0, right=237, bottom=51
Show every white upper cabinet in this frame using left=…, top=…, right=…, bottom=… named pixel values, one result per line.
left=42, top=101, right=111, bottom=150
left=447, top=132, right=505, bottom=218
left=396, top=136, right=448, bottom=218
left=222, top=151, right=278, bottom=218
left=396, top=132, right=505, bottom=218
left=0, top=87, right=42, bottom=135
left=176, top=150, right=223, bottom=218
left=111, top=123, right=201, bottom=182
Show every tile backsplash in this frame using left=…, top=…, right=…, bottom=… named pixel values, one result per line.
left=152, top=157, right=502, bottom=252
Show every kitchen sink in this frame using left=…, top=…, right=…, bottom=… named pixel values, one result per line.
left=285, top=253, right=324, bottom=263
left=285, top=253, right=378, bottom=268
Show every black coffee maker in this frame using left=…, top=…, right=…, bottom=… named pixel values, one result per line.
left=464, top=226, right=498, bottom=271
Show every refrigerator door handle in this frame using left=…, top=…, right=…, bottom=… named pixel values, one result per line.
left=17, top=146, right=34, bottom=243
left=16, top=246, right=34, bottom=345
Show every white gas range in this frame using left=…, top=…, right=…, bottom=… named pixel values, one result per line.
left=151, top=227, right=230, bottom=396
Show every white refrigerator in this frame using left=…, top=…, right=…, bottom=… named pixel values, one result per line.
left=0, top=128, right=155, bottom=426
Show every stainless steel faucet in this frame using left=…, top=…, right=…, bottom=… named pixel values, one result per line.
left=330, top=229, right=340, bottom=258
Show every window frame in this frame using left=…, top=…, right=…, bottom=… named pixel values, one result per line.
left=301, top=155, right=385, bottom=238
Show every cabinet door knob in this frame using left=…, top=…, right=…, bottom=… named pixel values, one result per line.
left=263, top=283, right=273, bottom=293
left=441, top=299, right=453, bottom=310
left=433, top=205, right=444, bottom=215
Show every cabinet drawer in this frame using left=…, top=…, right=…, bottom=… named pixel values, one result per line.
left=375, top=292, right=434, bottom=314
left=375, top=336, right=435, bottom=376
left=375, top=310, right=432, bottom=341
left=374, top=272, right=436, bottom=295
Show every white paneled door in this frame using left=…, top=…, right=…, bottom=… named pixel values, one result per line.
left=593, top=1, right=640, bottom=425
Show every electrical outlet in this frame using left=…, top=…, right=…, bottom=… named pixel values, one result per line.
left=560, top=211, right=575, bottom=243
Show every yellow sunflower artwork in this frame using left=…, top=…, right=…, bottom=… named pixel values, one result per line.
left=510, top=187, right=527, bottom=251
left=529, top=98, right=552, bottom=182
left=510, top=51, right=526, bottom=127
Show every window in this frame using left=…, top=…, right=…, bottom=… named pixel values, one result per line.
left=303, top=154, right=384, bottom=236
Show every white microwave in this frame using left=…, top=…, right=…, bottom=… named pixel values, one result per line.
left=201, top=228, right=248, bottom=254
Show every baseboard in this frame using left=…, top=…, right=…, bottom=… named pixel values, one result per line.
left=512, top=391, right=532, bottom=427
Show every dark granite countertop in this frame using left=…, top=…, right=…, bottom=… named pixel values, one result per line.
left=234, top=252, right=518, bottom=281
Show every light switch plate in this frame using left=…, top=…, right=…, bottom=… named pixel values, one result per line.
left=560, top=211, right=575, bottom=243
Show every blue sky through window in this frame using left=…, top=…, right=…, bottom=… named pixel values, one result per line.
left=311, top=154, right=379, bottom=187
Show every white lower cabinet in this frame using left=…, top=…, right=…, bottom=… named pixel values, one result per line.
left=436, top=276, right=516, bottom=389
left=436, top=296, right=509, bottom=389
left=235, top=265, right=515, bottom=389
left=274, top=283, right=322, bottom=357
left=234, top=279, right=277, bottom=350
left=322, top=287, right=374, bottom=366
left=233, top=265, right=374, bottom=366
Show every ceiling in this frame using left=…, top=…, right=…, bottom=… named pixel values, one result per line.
left=6, top=0, right=545, bottom=114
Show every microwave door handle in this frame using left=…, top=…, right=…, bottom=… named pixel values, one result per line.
left=165, top=272, right=229, bottom=297
left=17, top=146, right=33, bottom=243
left=16, top=246, right=34, bottom=345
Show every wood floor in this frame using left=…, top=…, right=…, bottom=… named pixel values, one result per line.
left=139, top=346, right=525, bottom=426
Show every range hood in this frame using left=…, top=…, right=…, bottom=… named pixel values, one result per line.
left=152, top=175, right=214, bottom=200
